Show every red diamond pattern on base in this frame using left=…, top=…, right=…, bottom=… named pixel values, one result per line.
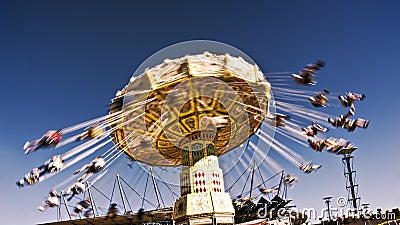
left=210, top=170, right=222, bottom=192
left=193, top=170, right=207, bottom=193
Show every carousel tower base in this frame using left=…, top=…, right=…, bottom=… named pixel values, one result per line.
left=173, top=155, right=235, bottom=225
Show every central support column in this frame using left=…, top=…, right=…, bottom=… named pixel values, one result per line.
left=173, top=139, right=235, bottom=225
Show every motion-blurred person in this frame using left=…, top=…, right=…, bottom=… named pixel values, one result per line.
left=258, top=186, right=277, bottom=195
left=302, top=121, right=328, bottom=137
left=328, top=115, right=347, bottom=127
left=65, top=181, right=85, bottom=201
left=74, top=156, right=106, bottom=182
left=344, top=118, right=370, bottom=132
left=17, top=155, right=64, bottom=188
left=24, top=130, right=62, bottom=155
left=324, top=137, right=350, bottom=153
left=284, top=174, right=299, bottom=186
left=338, top=92, right=366, bottom=116
left=309, top=89, right=329, bottom=107
left=308, top=139, right=326, bottom=152
left=338, top=92, right=365, bottom=107
left=292, top=60, right=325, bottom=85
left=16, top=168, right=40, bottom=187
left=43, top=155, right=64, bottom=173
left=74, top=198, right=91, bottom=214
left=38, top=190, right=60, bottom=212
left=76, top=123, right=105, bottom=141
left=299, top=161, right=321, bottom=173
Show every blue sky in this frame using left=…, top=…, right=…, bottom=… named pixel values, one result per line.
left=0, top=1, right=399, bottom=224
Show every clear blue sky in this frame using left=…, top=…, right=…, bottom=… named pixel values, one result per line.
left=0, top=1, right=399, bottom=224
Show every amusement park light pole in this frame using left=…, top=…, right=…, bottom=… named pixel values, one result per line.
left=323, top=196, right=333, bottom=221
left=342, top=154, right=361, bottom=214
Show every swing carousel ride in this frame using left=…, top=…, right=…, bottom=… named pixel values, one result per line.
left=16, top=41, right=370, bottom=224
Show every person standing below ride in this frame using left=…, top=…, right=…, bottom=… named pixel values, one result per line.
left=74, top=156, right=106, bottom=182
left=107, top=203, right=119, bottom=218
left=24, top=130, right=62, bottom=155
